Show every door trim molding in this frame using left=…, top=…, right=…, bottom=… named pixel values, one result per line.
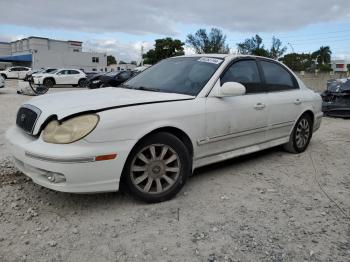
left=197, top=120, right=294, bottom=146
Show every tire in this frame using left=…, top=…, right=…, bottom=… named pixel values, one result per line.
left=1, top=74, right=6, bottom=79
left=78, top=79, right=86, bottom=87
left=122, top=132, right=191, bottom=203
left=43, top=78, right=54, bottom=88
left=283, top=113, right=313, bottom=153
left=29, top=81, right=49, bottom=95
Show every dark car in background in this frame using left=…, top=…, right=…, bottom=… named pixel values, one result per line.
left=84, top=72, right=106, bottom=89
left=321, top=78, right=350, bottom=118
left=99, top=71, right=138, bottom=87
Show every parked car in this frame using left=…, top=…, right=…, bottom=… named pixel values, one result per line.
left=24, top=68, right=57, bottom=82
left=84, top=71, right=100, bottom=78
left=99, top=71, right=137, bottom=87
left=32, top=69, right=86, bottom=88
left=0, top=66, right=31, bottom=79
left=6, top=55, right=323, bottom=203
left=0, top=75, right=4, bottom=88
left=84, top=72, right=106, bottom=89
left=321, top=78, right=350, bottom=118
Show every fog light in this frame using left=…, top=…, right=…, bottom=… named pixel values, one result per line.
left=45, top=173, right=66, bottom=183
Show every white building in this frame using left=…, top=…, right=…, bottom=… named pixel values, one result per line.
left=0, top=36, right=107, bottom=71
left=331, top=59, right=350, bottom=72
left=107, top=63, right=137, bottom=72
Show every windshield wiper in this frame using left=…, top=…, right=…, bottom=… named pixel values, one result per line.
left=118, top=84, right=134, bottom=89
left=136, top=86, right=162, bottom=92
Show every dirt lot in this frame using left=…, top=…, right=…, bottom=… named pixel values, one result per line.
left=0, top=80, right=349, bottom=262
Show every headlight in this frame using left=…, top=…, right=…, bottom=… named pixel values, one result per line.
left=42, top=114, right=99, bottom=144
left=35, top=76, right=43, bottom=78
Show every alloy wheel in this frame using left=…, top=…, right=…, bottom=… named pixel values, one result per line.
left=295, top=118, right=310, bottom=149
left=130, top=144, right=181, bottom=194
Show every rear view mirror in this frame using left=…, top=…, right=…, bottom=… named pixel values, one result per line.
left=216, top=82, right=246, bottom=97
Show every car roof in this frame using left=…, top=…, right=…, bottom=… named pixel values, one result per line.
left=177, top=53, right=278, bottom=62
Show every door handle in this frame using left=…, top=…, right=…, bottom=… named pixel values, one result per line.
left=254, top=103, right=266, bottom=110
left=294, top=99, right=302, bottom=105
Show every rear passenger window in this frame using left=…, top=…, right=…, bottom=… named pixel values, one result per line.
left=221, top=60, right=262, bottom=93
left=69, top=70, right=79, bottom=74
left=260, top=61, right=297, bottom=91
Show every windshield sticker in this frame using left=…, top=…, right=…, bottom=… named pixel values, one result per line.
left=198, top=57, right=223, bottom=64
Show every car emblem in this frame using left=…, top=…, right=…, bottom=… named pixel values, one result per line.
left=20, top=114, right=26, bottom=122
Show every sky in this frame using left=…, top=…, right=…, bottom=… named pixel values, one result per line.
left=0, top=0, right=350, bottom=62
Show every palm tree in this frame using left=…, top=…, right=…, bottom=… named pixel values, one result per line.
left=312, top=46, right=332, bottom=65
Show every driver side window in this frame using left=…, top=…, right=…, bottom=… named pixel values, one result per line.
left=221, top=60, right=262, bottom=94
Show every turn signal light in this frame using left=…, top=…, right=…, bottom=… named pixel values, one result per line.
left=95, top=154, right=117, bottom=161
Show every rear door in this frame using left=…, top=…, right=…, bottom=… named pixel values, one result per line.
left=18, top=67, right=30, bottom=79
left=68, top=70, right=81, bottom=84
left=258, top=59, right=303, bottom=140
left=203, top=59, right=269, bottom=159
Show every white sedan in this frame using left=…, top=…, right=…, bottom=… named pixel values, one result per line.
left=32, top=69, right=86, bottom=88
left=6, top=54, right=322, bottom=202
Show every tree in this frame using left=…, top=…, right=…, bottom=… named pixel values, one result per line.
left=269, top=37, right=287, bottom=59
left=237, top=34, right=265, bottom=55
left=237, top=35, right=286, bottom=58
left=107, top=55, right=116, bottom=66
left=312, top=46, right=332, bottom=65
left=143, top=37, right=185, bottom=64
left=186, top=28, right=230, bottom=54
left=279, top=53, right=313, bottom=71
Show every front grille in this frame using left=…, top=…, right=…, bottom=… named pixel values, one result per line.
left=16, top=105, right=41, bottom=134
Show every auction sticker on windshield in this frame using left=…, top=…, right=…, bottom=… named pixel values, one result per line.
left=198, top=57, right=223, bottom=64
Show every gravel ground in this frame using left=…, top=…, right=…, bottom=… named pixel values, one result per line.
left=0, top=80, right=349, bottom=262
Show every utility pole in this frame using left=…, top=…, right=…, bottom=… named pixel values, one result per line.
left=141, top=44, right=144, bottom=66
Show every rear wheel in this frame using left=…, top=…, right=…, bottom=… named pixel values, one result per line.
left=78, top=78, right=86, bottom=87
left=1, top=74, right=6, bottom=79
left=283, top=114, right=313, bottom=153
left=122, top=132, right=191, bottom=203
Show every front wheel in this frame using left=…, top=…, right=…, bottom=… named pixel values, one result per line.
left=43, top=78, right=54, bottom=88
left=283, top=114, right=313, bottom=153
left=122, top=132, right=191, bottom=203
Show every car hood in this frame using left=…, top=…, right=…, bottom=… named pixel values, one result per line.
left=23, top=87, right=195, bottom=135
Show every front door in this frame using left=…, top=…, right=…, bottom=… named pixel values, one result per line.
left=56, top=70, right=69, bottom=84
left=202, top=59, right=269, bottom=159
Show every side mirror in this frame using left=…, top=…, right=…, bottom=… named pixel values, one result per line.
left=216, top=82, right=246, bottom=97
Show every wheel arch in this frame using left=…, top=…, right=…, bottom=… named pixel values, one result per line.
left=43, top=77, right=56, bottom=85
left=133, top=126, right=194, bottom=158
left=119, top=125, right=194, bottom=189
left=289, top=109, right=315, bottom=136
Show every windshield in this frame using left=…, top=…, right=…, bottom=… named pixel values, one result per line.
left=49, top=69, right=59, bottom=74
left=105, top=71, right=118, bottom=76
left=124, top=57, right=223, bottom=96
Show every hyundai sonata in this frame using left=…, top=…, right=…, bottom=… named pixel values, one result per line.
left=6, top=55, right=322, bottom=202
